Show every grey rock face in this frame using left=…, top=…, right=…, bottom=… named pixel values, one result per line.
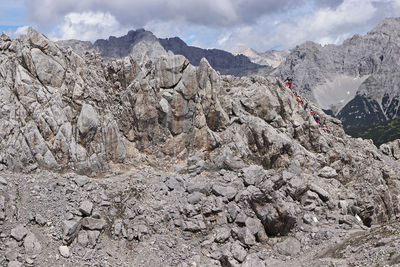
left=274, top=18, right=400, bottom=128
left=0, top=27, right=340, bottom=175
left=77, top=104, right=99, bottom=138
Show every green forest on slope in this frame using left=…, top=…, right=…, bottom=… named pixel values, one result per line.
left=345, top=119, right=400, bottom=147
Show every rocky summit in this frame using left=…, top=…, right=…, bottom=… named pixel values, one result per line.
left=1, top=27, right=400, bottom=267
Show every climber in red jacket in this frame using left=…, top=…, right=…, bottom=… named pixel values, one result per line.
left=284, top=76, right=293, bottom=91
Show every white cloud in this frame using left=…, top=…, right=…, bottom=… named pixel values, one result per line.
left=5, top=25, right=30, bottom=39
left=14, top=25, right=29, bottom=35
left=216, top=0, right=400, bottom=51
left=25, top=0, right=303, bottom=28
left=218, top=33, right=231, bottom=46
left=17, top=0, right=400, bottom=52
left=53, top=11, right=130, bottom=41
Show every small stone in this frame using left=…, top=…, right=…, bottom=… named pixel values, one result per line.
left=212, top=185, right=237, bottom=200
left=301, top=191, right=319, bottom=206
left=0, top=176, right=7, bottom=186
left=59, top=245, right=70, bottom=258
left=184, top=221, right=203, bottom=232
left=235, top=212, right=247, bottom=225
left=114, top=220, right=123, bottom=236
left=233, top=227, right=256, bottom=247
left=8, top=261, right=22, bottom=267
left=241, top=253, right=265, bottom=267
left=78, top=231, right=89, bottom=247
left=309, top=183, right=330, bottom=202
left=62, top=219, right=81, bottom=244
left=303, top=214, right=315, bottom=225
left=231, top=241, right=247, bottom=263
left=214, top=228, right=231, bottom=243
left=79, top=200, right=93, bottom=216
left=82, top=217, right=106, bottom=230
left=219, top=255, right=239, bottom=267
left=35, top=214, right=46, bottom=226
left=87, top=230, right=100, bottom=248
left=241, top=165, right=265, bottom=186
left=165, top=177, right=184, bottom=191
left=74, top=176, right=89, bottom=187
left=64, top=213, right=74, bottom=220
left=276, top=237, right=301, bottom=256
left=11, top=225, right=28, bottom=241
left=245, top=217, right=262, bottom=235
left=186, top=182, right=211, bottom=195
left=188, top=192, right=204, bottom=205
left=318, top=166, right=338, bottom=178
left=24, top=232, right=42, bottom=254
left=227, top=203, right=240, bottom=223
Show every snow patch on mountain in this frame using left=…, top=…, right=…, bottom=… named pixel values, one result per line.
left=314, top=75, right=369, bottom=114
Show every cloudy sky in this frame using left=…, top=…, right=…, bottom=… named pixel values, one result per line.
left=1, top=0, right=400, bottom=52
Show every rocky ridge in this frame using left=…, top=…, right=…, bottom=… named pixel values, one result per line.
left=57, top=29, right=269, bottom=77
left=0, top=28, right=400, bottom=266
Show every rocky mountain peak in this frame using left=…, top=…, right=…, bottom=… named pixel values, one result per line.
left=274, top=17, right=400, bottom=128
left=368, top=17, right=400, bottom=36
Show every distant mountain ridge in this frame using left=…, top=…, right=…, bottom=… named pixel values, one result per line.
left=234, top=46, right=290, bottom=68
left=58, top=29, right=270, bottom=77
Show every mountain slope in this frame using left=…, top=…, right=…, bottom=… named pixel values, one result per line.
left=273, top=17, right=400, bottom=128
left=159, top=37, right=270, bottom=76
left=345, top=119, right=400, bottom=147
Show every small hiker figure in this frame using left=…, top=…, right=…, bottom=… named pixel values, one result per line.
left=297, top=95, right=302, bottom=104
left=304, top=103, right=308, bottom=110
left=284, top=76, right=293, bottom=91
left=296, top=95, right=304, bottom=108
